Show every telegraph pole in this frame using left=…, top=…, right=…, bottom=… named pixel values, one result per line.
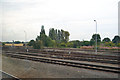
left=94, top=20, right=97, bottom=54
left=24, top=31, right=28, bottom=52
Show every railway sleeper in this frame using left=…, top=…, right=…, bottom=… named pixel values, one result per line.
left=5, top=53, right=120, bottom=73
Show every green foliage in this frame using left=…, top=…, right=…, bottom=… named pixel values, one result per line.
left=70, top=40, right=80, bottom=48
left=90, top=39, right=95, bottom=46
left=44, top=37, right=55, bottom=47
left=60, top=29, right=65, bottom=42
left=36, top=25, right=51, bottom=47
left=82, top=41, right=90, bottom=46
left=2, top=42, right=5, bottom=46
left=104, top=42, right=115, bottom=47
left=40, top=25, right=45, bottom=35
left=30, top=26, right=61, bottom=49
left=51, top=40, right=57, bottom=47
left=112, top=35, right=120, bottom=44
left=33, top=40, right=43, bottom=49
left=40, top=34, right=47, bottom=46
left=14, top=41, right=21, bottom=44
left=59, top=42, right=67, bottom=48
left=66, top=42, right=73, bottom=47
left=49, top=28, right=56, bottom=40
left=28, top=40, right=35, bottom=46
left=58, top=30, right=61, bottom=43
left=90, top=34, right=101, bottom=46
left=102, top=37, right=111, bottom=42
left=117, top=43, right=120, bottom=47
left=64, top=31, right=70, bottom=43
left=28, top=25, right=119, bottom=49
left=49, top=28, right=70, bottom=43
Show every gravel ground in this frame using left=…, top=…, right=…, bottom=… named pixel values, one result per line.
left=2, top=55, right=119, bottom=78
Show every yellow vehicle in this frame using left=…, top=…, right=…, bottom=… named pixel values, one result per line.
left=5, top=43, right=24, bottom=47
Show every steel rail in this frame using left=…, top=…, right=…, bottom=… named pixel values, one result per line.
left=3, top=51, right=119, bottom=64
left=3, top=53, right=120, bottom=74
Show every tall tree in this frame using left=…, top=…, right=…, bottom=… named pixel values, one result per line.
left=64, top=31, right=70, bottom=43
left=102, top=37, right=111, bottom=42
left=49, top=28, right=54, bottom=40
left=33, top=40, right=43, bottom=49
left=61, top=29, right=65, bottom=42
left=112, top=35, right=120, bottom=44
left=28, top=40, right=35, bottom=46
left=58, top=30, right=61, bottom=43
left=36, top=25, right=47, bottom=47
left=90, top=34, right=101, bottom=45
left=70, top=40, right=80, bottom=48
left=40, top=25, right=45, bottom=35
left=49, top=28, right=58, bottom=41
left=55, top=29, right=58, bottom=41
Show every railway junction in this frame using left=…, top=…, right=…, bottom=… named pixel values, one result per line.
left=1, top=47, right=120, bottom=79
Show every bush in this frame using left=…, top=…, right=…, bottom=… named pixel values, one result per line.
left=117, top=43, right=120, bottom=47
left=33, top=40, right=43, bottom=49
left=59, top=42, right=67, bottom=48
left=104, top=42, right=115, bottom=47
left=66, top=42, right=73, bottom=48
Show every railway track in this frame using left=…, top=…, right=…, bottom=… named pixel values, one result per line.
left=28, top=49, right=119, bottom=58
left=3, top=51, right=120, bottom=74
left=3, top=50, right=119, bottom=64
left=43, top=48, right=120, bottom=53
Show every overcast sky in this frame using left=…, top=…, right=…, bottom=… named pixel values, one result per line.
left=0, top=0, right=119, bottom=42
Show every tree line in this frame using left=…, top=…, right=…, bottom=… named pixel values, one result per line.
left=28, top=25, right=120, bottom=49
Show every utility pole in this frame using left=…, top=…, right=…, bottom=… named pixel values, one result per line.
left=94, top=20, right=97, bottom=54
left=12, top=40, right=14, bottom=48
left=24, top=31, right=28, bottom=52
left=24, top=31, right=26, bottom=48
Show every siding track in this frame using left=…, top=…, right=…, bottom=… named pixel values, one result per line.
left=3, top=52, right=120, bottom=74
